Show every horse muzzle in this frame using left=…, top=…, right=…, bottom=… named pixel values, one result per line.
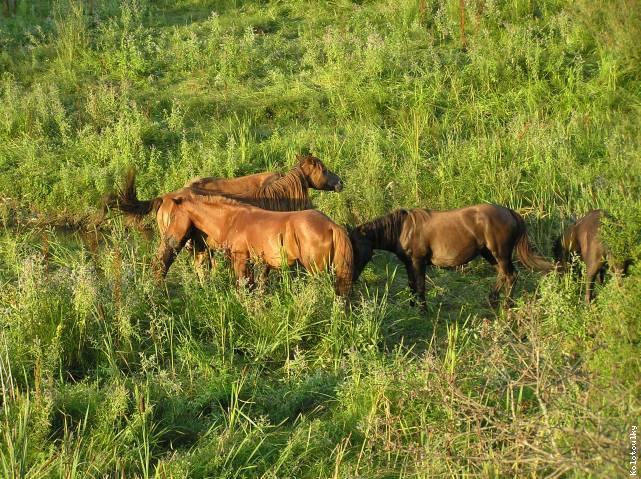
left=334, top=182, right=344, bottom=192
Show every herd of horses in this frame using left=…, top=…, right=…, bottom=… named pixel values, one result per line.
left=104, top=154, right=630, bottom=308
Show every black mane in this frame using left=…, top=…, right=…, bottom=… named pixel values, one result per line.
left=356, top=209, right=408, bottom=250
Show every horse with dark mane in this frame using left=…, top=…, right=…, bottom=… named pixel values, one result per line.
left=553, top=209, right=632, bottom=303
left=350, top=204, right=554, bottom=309
left=153, top=194, right=353, bottom=296
left=106, top=154, right=343, bottom=269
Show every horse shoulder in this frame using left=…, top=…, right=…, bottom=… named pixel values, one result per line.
left=400, top=210, right=424, bottom=251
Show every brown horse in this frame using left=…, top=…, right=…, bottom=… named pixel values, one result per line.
left=553, top=209, right=632, bottom=303
left=153, top=195, right=353, bottom=296
left=350, top=204, right=554, bottom=309
left=106, top=155, right=343, bottom=268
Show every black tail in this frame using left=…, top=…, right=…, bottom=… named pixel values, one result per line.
left=509, top=210, right=555, bottom=273
left=103, top=168, right=162, bottom=219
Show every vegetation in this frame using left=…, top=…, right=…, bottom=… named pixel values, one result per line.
left=1, top=0, right=640, bottom=476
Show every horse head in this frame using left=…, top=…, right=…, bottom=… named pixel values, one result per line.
left=297, top=154, right=343, bottom=192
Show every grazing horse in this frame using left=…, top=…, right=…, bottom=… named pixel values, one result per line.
left=553, top=209, right=632, bottom=303
left=153, top=195, right=354, bottom=296
left=106, top=155, right=343, bottom=269
left=350, top=204, right=554, bottom=309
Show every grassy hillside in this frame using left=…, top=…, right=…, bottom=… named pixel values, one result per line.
left=1, top=0, right=640, bottom=477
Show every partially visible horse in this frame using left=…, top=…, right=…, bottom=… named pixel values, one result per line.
left=153, top=195, right=353, bottom=296
left=350, top=204, right=554, bottom=309
left=553, top=209, right=632, bottom=303
left=106, top=155, right=343, bottom=269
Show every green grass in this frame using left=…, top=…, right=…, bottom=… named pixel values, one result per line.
left=1, top=0, right=640, bottom=477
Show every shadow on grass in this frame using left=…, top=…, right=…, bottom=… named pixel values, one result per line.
left=355, top=250, right=550, bottom=356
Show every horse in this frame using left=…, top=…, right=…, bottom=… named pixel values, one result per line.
left=350, top=204, right=554, bottom=309
left=153, top=195, right=354, bottom=296
left=182, top=154, right=343, bottom=205
left=106, top=154, right=343, bottom=269
left=553, top=209, right=632, bottom=303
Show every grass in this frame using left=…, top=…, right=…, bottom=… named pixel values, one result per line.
left=1, top=0, right=640, bottom=477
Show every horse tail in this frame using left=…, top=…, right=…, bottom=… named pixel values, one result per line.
left=509, top=209, right=555, bottom=273
left=105, top=168, right=163, bottom=219
left=331, top=225, right=354, bottom=296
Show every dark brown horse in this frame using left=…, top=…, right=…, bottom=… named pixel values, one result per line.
left=553, top=209, right=632, bottom=303
left=350, top=204, right=554, bottom=309
left=153, top=195, right=353, bottom=296
left=106, top=155, right=343, bottom=269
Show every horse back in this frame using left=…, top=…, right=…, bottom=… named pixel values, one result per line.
left=408, top=204, right=518, bottom=246
left=184, top=172, right=279, bottom=195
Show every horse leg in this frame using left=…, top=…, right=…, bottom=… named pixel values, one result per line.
left=585, top=260, right=604, bottom=304
left=412, top=256, right=428, bottom=311
left=400, top=256, right=418, bottom=306
left=489, top=273, right=504, bottom=308
left=259, top=265, right=272, bottom=288
left=193, top=249, right=208, bottom=279
left=498, top=258, right=517, bottom=306
left=196, top=249, right=222, bottom=282
left=403, top=255, right=427, bottom=310
left=232, top=253, right=254, bottom=289
left=480, top=249, right=502, bottom=306
left=189, top=232, right=214, bottom=278
left=195, top=247, right=219, bottom=280
left=154, top=234, right=185, bottom=281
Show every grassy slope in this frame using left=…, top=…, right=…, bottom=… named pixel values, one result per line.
left=0, top=0, right=640, bottom=477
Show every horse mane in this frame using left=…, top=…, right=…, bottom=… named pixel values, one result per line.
left=358, top=209, right=409, bottom=248
left=251, top=166, right=312, bottom=211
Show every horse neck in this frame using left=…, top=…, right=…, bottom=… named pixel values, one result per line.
left=256, top=166, right=312, bottom=211
left=361, top=211, right=406, bottom=252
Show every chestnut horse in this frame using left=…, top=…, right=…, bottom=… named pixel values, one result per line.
left=106, top=155, right=343, bottom=268
left=154, top=195, right=353, bottom=296
left=350, top=204, right=554, bottom=309
left=553, top=209, right=632, bottom=303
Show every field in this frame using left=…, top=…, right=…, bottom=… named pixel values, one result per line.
left=1, top=0, right=640, bottom=477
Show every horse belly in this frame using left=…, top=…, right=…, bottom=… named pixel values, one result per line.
left=429, top=241, right=478, bottom=267
left=255, top=230, right=295, bottom=267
